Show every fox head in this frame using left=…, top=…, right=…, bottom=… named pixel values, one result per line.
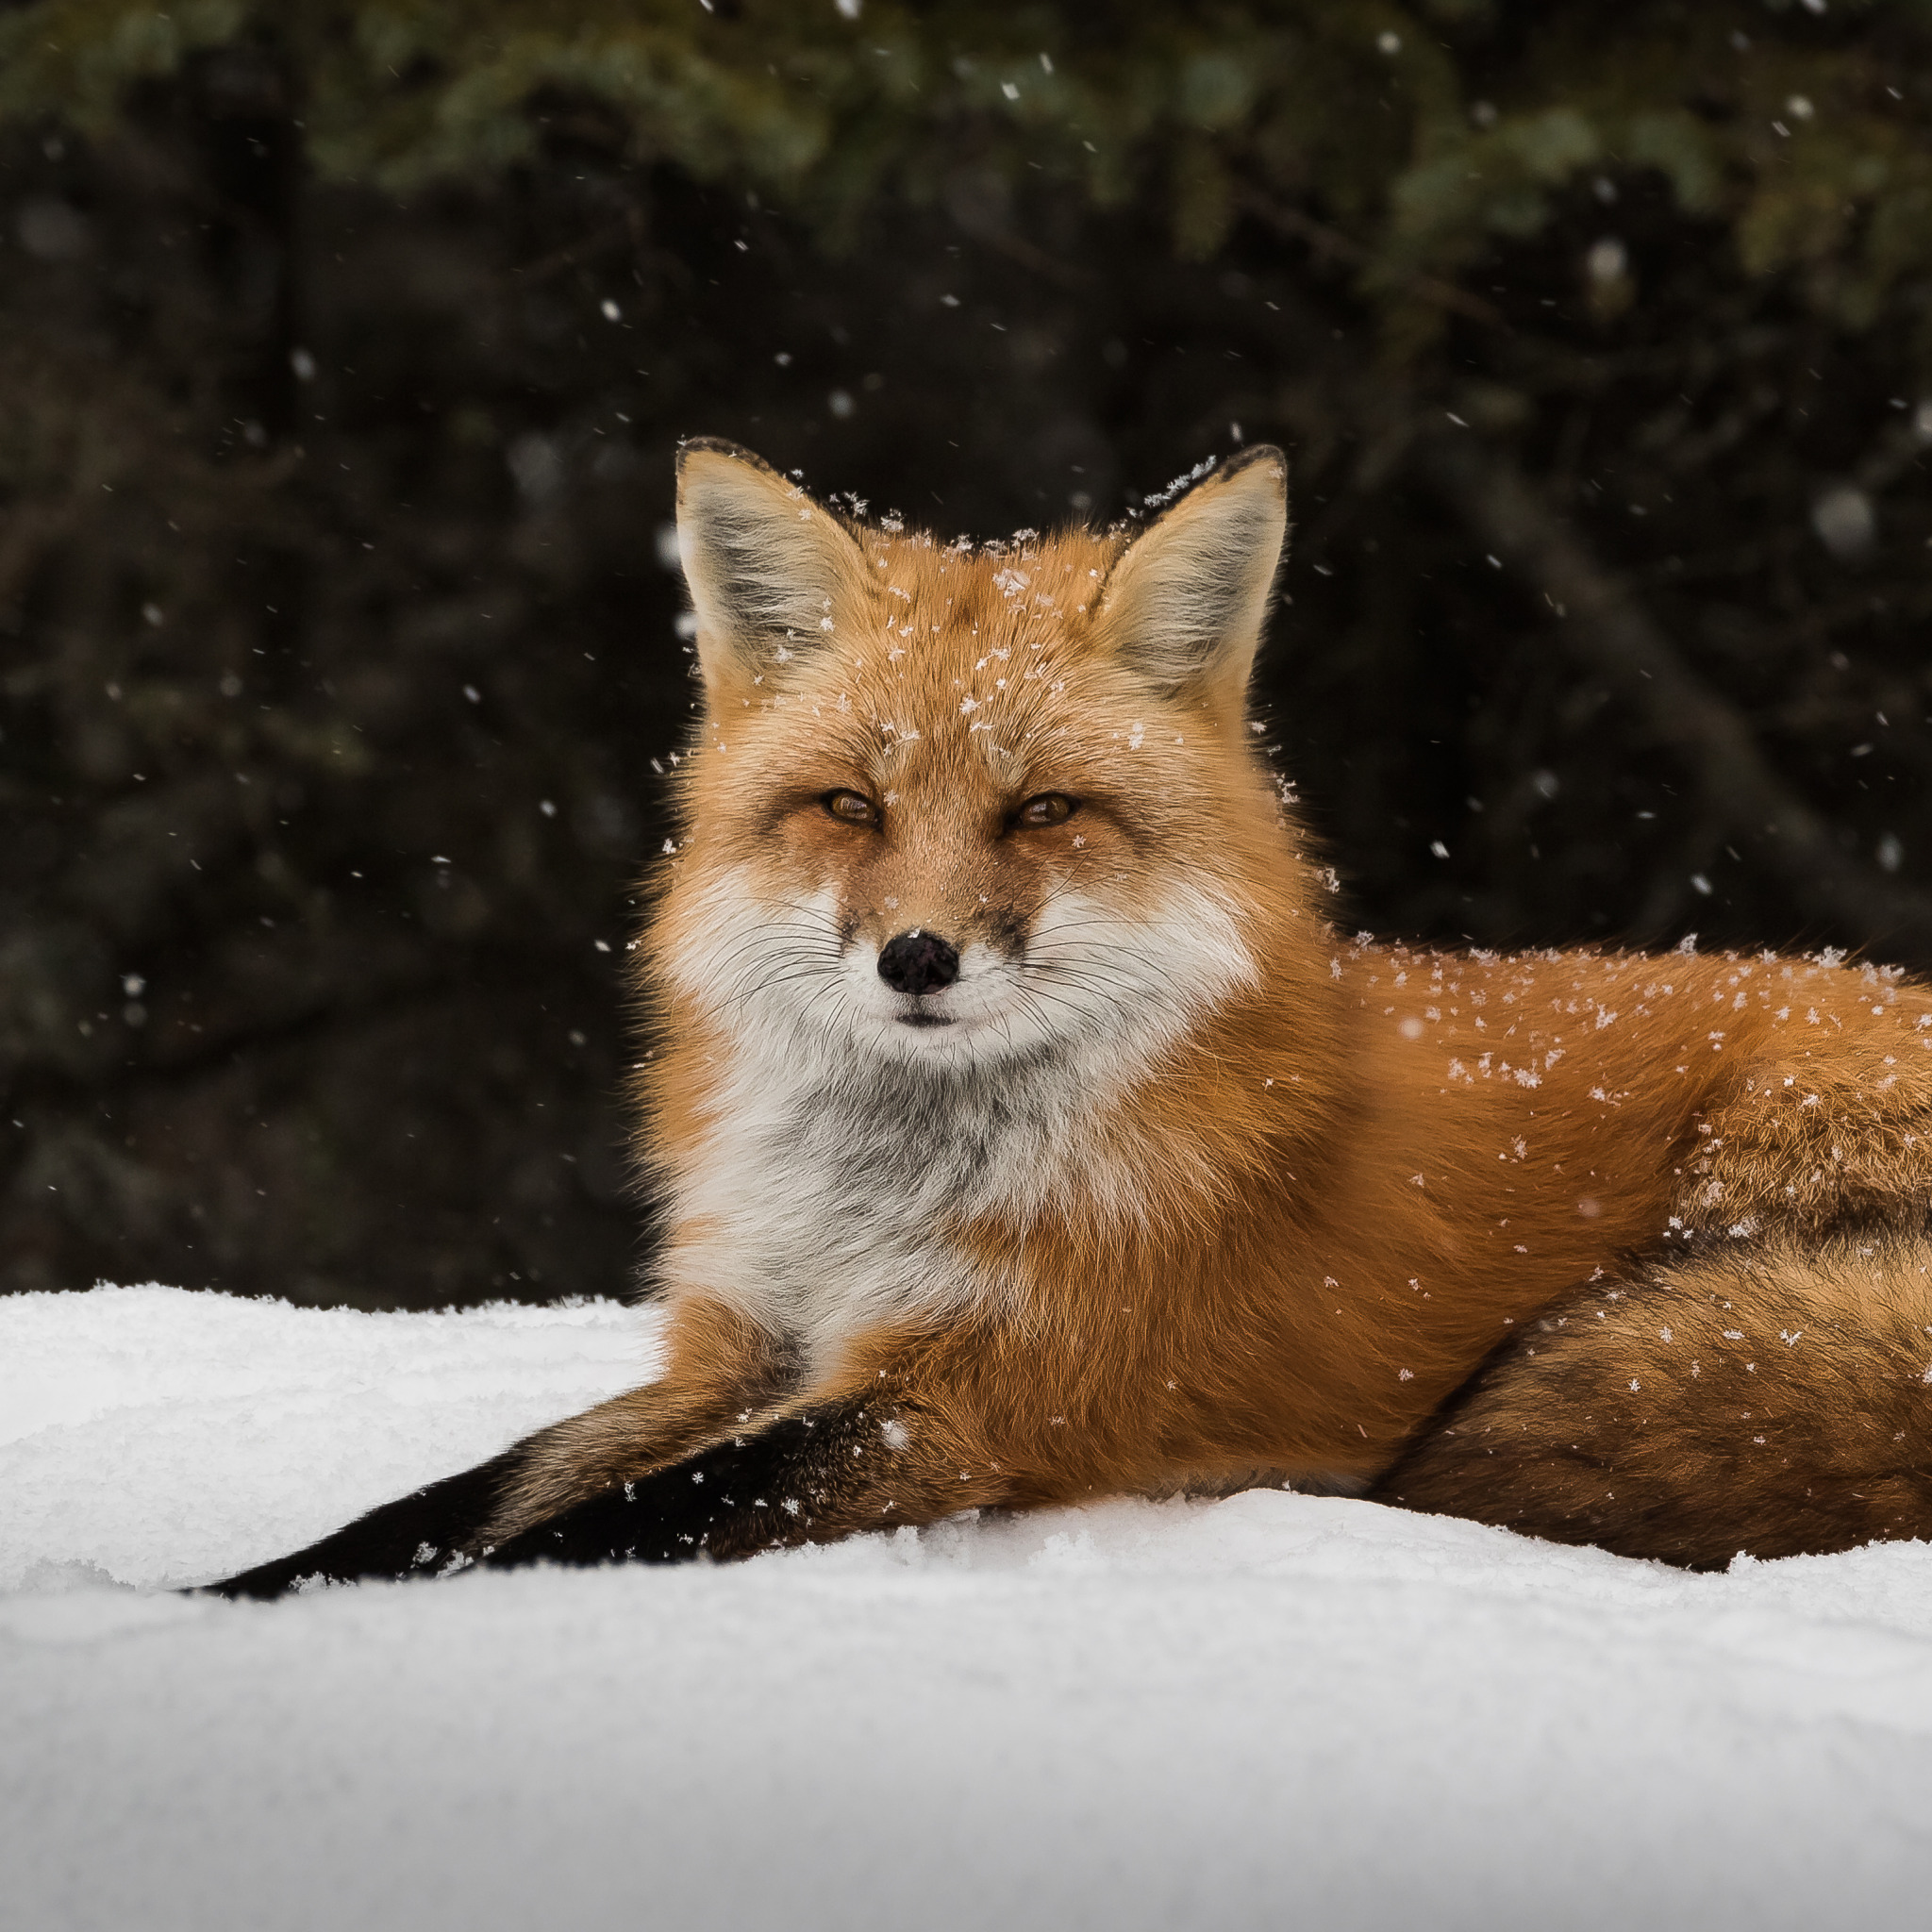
left=653, top=439, right=1300, bottom=1092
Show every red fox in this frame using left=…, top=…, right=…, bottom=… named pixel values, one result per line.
left=218, top=439, right=1932, bottom=1595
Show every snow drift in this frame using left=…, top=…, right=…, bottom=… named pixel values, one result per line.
left=6, top=1284, right=1932, bottom=1931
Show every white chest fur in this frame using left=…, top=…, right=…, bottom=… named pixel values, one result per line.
left=657, top=1049, right=1012, bottom=1374
left=651, top=869, right=1261, bottom=1368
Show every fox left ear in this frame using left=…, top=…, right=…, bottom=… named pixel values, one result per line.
left=1093, top=446, right=1289, bottom=701
left=675, top=438, right=870, bottom=691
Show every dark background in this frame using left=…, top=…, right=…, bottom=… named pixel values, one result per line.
left=6, top=2, right=1932, bottom=1308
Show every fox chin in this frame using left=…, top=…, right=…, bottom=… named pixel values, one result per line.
left=211, top=437, right=1932, bottom=1599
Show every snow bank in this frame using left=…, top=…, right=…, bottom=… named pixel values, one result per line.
left=6, top=1287, right=1932, bottom=1932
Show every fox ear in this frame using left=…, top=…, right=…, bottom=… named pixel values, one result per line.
left=675, top=440, right=869, bottom=687
left=1093, top=447, right=1289, bottom=699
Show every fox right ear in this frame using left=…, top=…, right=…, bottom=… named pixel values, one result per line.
left=675, top=440, right=869, bottom=689
left=1093, top=446, right=1289, bottom=704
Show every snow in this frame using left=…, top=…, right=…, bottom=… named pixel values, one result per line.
left=8, top=1288, right=1932, bottom=1930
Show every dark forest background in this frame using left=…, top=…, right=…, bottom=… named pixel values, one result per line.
left=6, top=0, right=1932, bottom=1309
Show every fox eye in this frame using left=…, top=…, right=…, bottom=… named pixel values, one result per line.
left=823, top=790, right=879, bottom=826
left=1013, top=793, right=1074, bottom=829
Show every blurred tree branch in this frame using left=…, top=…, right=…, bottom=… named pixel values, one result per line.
left=1423, top=432, right=1932, bottom=958
left=1232, top=185, right=1503, bottom=329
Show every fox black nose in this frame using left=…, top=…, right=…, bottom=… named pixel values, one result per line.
left=877, top=930, right=959, bottom=996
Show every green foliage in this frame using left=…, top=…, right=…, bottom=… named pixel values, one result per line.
left=7, top=1, right=1932, bottom=354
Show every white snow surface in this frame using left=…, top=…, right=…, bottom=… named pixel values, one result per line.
left=7, top=1286, right=1932, bottom=1931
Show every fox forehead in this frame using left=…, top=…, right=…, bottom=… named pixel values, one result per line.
left=739, top=525, right=1137, bottom=781
left=846, top=526, right=1118, bottom=692
left=857, top=525, right=1117, bottom=640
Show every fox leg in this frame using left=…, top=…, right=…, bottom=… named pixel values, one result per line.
left=474, top=1386, right=1004, bottom=1570
left=1370, top=1234, right=1932, bottom=1568
left=476, top=1321, right=1229, bottom=1570
left=217, top=1326, right=1058, bottom=1594
left=1684, top=1041, right=1932, bottom=1239
left=210, top=1297, right=791, bottom=1598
